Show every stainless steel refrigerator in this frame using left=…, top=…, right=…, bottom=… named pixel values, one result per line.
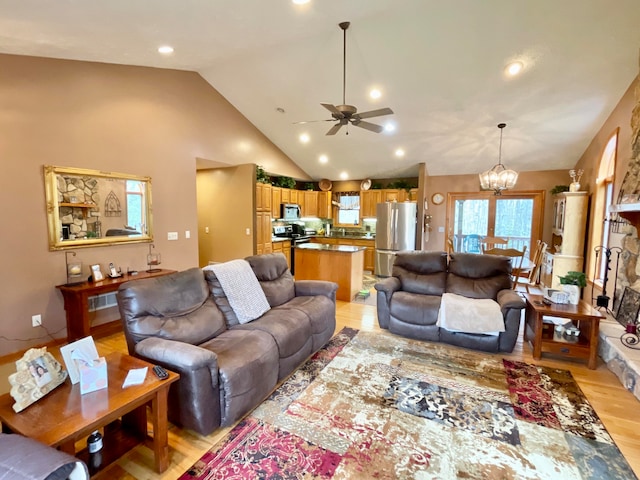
left=375, top=202, right=417, bottom=276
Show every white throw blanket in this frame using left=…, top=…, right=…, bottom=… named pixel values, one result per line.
left=204, top=260, right=270, bottom=324
left=436, top=293, right=505, bottom=336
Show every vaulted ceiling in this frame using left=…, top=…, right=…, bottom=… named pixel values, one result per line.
left=2, top=0, right=640, bottom=181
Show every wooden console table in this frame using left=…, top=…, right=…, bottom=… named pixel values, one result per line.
left=523, top=293, right=603, bottom=369
left=56, top=269, right=175, bottom=342
left=0, top=352, right=179, bottom=475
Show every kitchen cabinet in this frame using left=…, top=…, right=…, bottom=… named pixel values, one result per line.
left=383, top=189, right=400, bottom=202
left=318, top=191, right=332, bottom=219
left=272, top=240, right=291, bottom=269
left=255, top=183, right=272, bottom=255
left=360, top=190, right=382, bottom=218
left=281, top=188, right=291, bottom=204
left=303, top=191, right=318, bottom=217
left=290, top=189, right=298, bottom=204
left=271, top=187, right=282, bottom=218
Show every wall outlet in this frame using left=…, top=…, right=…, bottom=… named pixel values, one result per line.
left=185, top=230, right=191, bottom=239
left=32, top=314, right=42, bottom=327
left=167, top=232, right=178, bottom=240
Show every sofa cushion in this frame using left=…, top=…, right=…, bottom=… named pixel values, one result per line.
left=246, top=253, right=296, bottom=307
left=199, top=329, right=279, bottom=426
left=204, top=269, right=240, bottom=327
left=393, top=251, right=448, bottom=295
left=446, top=253, right=512, bottom=299
left=390, top=291, right=442, bottom=326
left=275, top=295, right=335, bottom=335
left=231, top=307, right=312, bottom=358
left=118, top=268, right=227, bottom=347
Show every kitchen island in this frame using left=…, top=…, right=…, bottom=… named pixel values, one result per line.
left=294, top=243, right=365, bottom=301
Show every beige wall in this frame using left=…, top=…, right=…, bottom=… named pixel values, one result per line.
left=0, top=54, right=304, bottom=357
left=197, top=165, right=255, bottom=266
left=423, top=170, right=569, bottom=251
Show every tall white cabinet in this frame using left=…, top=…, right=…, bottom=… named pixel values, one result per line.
left=545, top=192, right=589, bottom=289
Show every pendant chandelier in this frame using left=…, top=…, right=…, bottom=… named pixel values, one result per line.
left=479, top=123, right=518, bottom=195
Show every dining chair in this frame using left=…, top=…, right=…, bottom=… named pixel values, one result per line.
left=481, top=236, right=509, bottom=251
left=515, top=241, right=547, bottom=292
left=463, top=234, right=482, bottom=254
left=483, top=246, right=527, bottom=290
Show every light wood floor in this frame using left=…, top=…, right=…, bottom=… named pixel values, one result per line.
left=9, top=299, right=640, bottom=479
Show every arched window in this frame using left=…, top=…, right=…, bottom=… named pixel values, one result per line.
left=591, top=129, right=618, bottom=281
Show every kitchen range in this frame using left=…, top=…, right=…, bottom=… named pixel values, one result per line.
left=273, top=224, right=316, bottom=275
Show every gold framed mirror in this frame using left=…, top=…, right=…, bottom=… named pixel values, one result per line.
left=44, top=165, right=153, bottom=251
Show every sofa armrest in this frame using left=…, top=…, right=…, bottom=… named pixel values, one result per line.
left=135, top=337, right=218, bottom=374
left=496, top=289, right=525, bottom=313
left=374, top=277, right=401, bottom=329
left=134, top=337, right=222, bottom=434
left=294, top=280, right=338, bottom=302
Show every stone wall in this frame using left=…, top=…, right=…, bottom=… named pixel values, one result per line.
left=57, top=175, right=101, bottom=239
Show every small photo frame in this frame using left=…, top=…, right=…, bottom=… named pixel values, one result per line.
left=91, top=264, right=103, bottom=281
left=615, top=286, right=640, bottom=326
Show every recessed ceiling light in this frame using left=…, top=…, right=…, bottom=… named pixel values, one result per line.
left=384, top=122, right=396, bottom=132
left=370, top=88, right=382, bottom=99
left=340, top=172, right=348, bottom=180
left=158, top=45, right=174, bottom=55
left=505, top=61, right=523, bottom=76
left=395, top=148, right=405, bottom=158
left=319, top=154, right=328, bottom=164
left=292, top=0, right=310, bottom=4
left=299, top=133, right=310, bottom=143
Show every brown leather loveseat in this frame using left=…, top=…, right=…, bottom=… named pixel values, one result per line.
left=117, top=253, right=337, bottom=435
left=375, top=251, right=524, bottom=352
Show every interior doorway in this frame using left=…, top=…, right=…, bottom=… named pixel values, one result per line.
left=446, top=191, right=545, bottom=256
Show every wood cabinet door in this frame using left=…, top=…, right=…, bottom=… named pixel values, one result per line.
left=272, top=187, right=282, bottom=218
left=361, top=190, right=382, bottom=217
left=318, top=191, right=332, bottom=219
left=283, top=241, right=291, bottom=268
left=262, top=184, right=272, bottom=211
left=383, top=189, right=400, bottom=202
left=256, top=184, right=264, bottom=211
left=290, top=189, right=298, bottom=204
left=281, top=188, right=291, bottom=204
left=256, top=211, right=272, bottom=254
left=304, top=191, right=318, bottom=217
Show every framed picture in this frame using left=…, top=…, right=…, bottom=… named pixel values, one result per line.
left=91, top=264, right=103, bottom=281
left=615, top=287, right=640, bottom=325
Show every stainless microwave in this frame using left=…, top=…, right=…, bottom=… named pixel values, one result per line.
left=281, top=203, right=301, bottom=221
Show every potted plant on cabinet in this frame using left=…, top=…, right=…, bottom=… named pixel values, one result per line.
left=558, top=271, right=586, bottom=305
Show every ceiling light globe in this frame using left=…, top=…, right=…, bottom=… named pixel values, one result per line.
left=299, top=133, right=310, bottom=143
left=395, top=148, right=405, bottom=157
left=158, top=45, right=174, bottom=54
left=384, top=123, right=396, bottom=132
left=370, top=89, right=382, bottom=99
left=506, top=61, right=523, bottom=76
left=340, top=172, right=348, bottom=180
left=319, top=155, right=328, bottom=164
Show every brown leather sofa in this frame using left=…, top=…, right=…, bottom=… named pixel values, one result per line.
left=374, top=251, right=525, bottom=353
left=0, top=432, right=88, bottom=479
left=117, top=253, right=337, bottom=435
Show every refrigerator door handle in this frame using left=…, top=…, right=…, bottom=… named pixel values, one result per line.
left=392, top=205, right=398, bottom=249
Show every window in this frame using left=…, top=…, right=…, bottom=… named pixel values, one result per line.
left=337, top=193, right=360, bottom=225
left=591, top=130, right=618, bottom=281
left=447, top=191, right=543, bottom=255
left=126, top=180, right=146, bottom=233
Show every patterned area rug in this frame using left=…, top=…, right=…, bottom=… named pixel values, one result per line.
left=180, top=328, right=636, bottom=479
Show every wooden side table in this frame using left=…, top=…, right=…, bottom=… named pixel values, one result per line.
left=0, top=352, right=178, bottom=474
left=56, top=269, right=175, bottom=341
left=523, top=293, right=603, bottom=369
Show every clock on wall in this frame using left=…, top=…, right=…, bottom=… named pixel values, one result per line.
left=431, top=193, right=445, bottom=205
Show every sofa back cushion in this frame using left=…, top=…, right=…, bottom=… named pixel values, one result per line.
left=393, top=251, right=448, bottom=295
left=446, top=253, right=512, bottom=299
left=245, top=253, right=296, bottom=307
left=117, top=268, right=227, bottom=352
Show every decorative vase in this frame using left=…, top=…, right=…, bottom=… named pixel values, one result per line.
left=562, top=284, right=581, bottom=305
left=569, top=182, right=581, bottom=192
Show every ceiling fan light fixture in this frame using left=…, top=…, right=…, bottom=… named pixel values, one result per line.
left=479, top=123, right=518, bottom=195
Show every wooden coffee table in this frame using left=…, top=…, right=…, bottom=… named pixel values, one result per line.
left=0, top=351, right=178, bottom=475
left=523, top=293, right=604, bottom=369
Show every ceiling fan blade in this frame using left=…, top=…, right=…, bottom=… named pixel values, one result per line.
left=321, top=103, right=344, bottom=118
left=352, top=120, right=384, bottom=133
left=326, top=123, right=343, bottom=135
left=293, top=119, right=334, bottom=125
left=355, top=107, right=394, bottom=119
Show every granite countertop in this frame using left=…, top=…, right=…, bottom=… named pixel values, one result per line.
left=314, top=234, right=375, bottom=240
left=295, top=243, right=366, bottom=253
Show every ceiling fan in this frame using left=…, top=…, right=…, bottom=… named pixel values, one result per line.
left=297, top=21, right=394, bottom=135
